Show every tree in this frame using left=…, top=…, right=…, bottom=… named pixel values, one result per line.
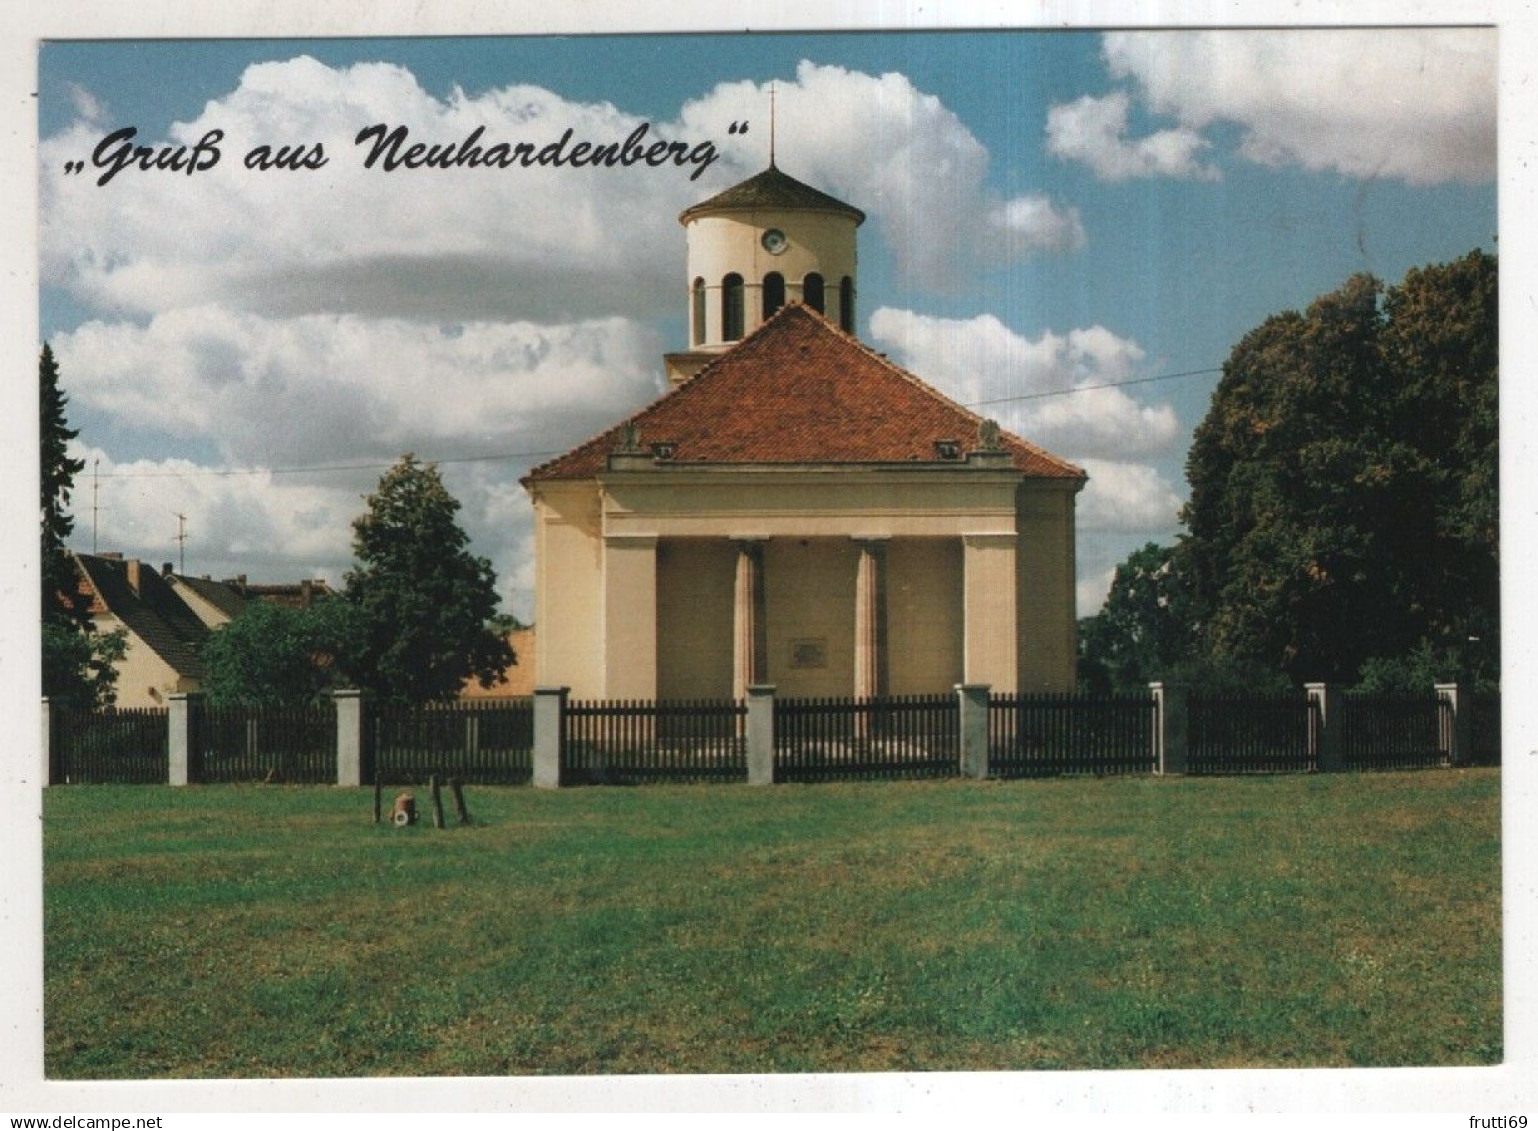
left=40, top=344, right=123, bottom=707
left=1180, top=251, right=1497, bottom=685
left=201, top=598, right=361, bottom=707
left=342, top=455, right=514, bottom=702
left=40, top=344, right=85, bottom=628
left=1078, top=542, right=1194, bottom=692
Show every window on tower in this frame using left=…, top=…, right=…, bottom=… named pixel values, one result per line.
left=840, top=276, right=855, bottom=332
left=763, top=272, right=785, bottom=320
left=722, top=273, right=745, bottom=341
left=692, top=277, right=706, bottom=345
left=803, top=272, right=825, bottom=314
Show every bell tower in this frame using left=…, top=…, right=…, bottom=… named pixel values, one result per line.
left=665, top=162, right=865, bottom=386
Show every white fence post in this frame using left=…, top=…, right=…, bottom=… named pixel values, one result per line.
left=533, top=686, right=568, bottom=789
left=334, top=689, right=365, bottom=786
left=1435, top=682, right=1468, bottom=767
left=1149, top=682, right=1188, bottom=775
left=956, top=683, right=991, bottom=779
left=1306, top=683, right=1338, bottom=771
left=746, top=684, right=776, bottom=785
left=41, top=697, right=55, bottom=787
left=168, top=692, right=201, bottom=786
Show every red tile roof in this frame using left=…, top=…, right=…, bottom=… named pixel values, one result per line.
left=526, top=304, right=1085, bottom=482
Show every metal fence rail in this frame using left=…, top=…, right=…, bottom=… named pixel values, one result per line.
left=53, top=706, right=169, bottom=784
left=197, top=704, right=336, bottom=783
left=773, top=695, right=959, bottom=782
left=1340, top=693, right=1447, bottom=770
left=988, top=693, right=1156, bottom=776
left=1189, top=694, right=1318, bottom=774
left=563, top=698, right=746, bottom=784
left=373, top=699, right=535, bottom=785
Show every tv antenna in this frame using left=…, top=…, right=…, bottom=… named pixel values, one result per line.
left=769, top=81, right=777, bottom=166
left=92, top=460, right=99, bottom=553
left=173, top=511, right=188, bottom=574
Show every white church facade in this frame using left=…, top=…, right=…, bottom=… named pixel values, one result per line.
left=522, top=162, right=1085, bottom=701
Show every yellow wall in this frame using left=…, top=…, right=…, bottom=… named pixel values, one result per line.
left=656, top=539, right=737, bottom=700
left=1016, top=485, right=1078, bottom=692
left=887, top=539, right=964, bottom=695
left=93, top=614, right=197, bottom=708
left=762, top=537, right=860, bottom=698
left=686, top=210, right=858, bottom=344
left=528, top=465, right=1079, bottom=699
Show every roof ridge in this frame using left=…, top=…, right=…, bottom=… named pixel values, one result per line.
left=817, top=312, right=1086, bottom=479
left=521, top=303, right=815, bottom=483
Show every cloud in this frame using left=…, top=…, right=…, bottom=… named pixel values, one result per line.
left=1074, top=458, right=1184, bottom=533
left=681, top=61, right=1084, bottom=289
left=42, top=56, right=1084, bottom=324
left=53, top=307, right=664, bottom=469
left=1047, top=91, right=1217, bottom=181
left=1097, top=29, right=1496, bottom=185
left=41, top=57, right=709, bottom=322
left=1077, top=566, right=1118, bottom=618
left=69, top=441, right=538, bottom=623
left=866, top=307, right=1179, bottom=459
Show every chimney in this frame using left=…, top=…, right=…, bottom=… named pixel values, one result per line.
left=162, top=562, right=174, bottom=578
left=126, top=559, right=141, bottom=595
left=301, top=579, right=313, bottom=608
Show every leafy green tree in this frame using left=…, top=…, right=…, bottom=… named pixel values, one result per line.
left=342, top=454, right=514, bottom=703
left=201, top=598, right=361, bottom=707
left=1078, top=542, right=1194, bottom=691
left=1181, top=251, right=1497, bottom=685
left=40, top=343, right=123, bottom=707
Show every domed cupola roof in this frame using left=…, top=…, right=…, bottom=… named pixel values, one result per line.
left=679, top=163, right=865, bottom=225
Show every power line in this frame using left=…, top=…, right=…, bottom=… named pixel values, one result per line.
left=963, top=365, right=1223, bottom=409
left=88, top=363, right=1222, bottom=483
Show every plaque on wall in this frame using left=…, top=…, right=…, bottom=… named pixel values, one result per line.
left=789, top=638, right=828, bottom=669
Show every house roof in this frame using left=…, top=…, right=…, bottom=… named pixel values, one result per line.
left=679, top=163, right=866, bottom=225
left=75, top=553, right=211, bottom=679
left=172, top=573, right=248, bottom=621
left=525, top=303, right=1085, bottom=483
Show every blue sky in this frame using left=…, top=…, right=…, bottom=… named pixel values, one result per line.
left=36, top=29, right=1498, bottom=620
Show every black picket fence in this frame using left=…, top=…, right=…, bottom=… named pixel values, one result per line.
left=197, top=704, right=336, bottom=783
left=773, top=694, right=958, bottom=782
left=1339, top=692, right=1448, bottom=770
left=372, top=699, right=535, bottom=785
left=988, top=692, right=1156, bottom=777
left=562, top=698, right=747, bottom=784
left=1468, top=691, right=1502, bottom=766
left=1188, top=694, right=1320, bottom=774
left=51, top=706, right=169, bottom=784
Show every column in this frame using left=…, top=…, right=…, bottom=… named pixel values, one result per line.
left=168, top=691, right=201, bottom=786
left=1306, top=683, right=1338, bottom=772
left=732, top=537, right=768, bottom=701
left=1149, top=681, right=1188, bottom=775
left=962, top=533, right=1018, bottom=694
left=334, top=689, right=365, bottom=787
left=533, top=686, right=568, bottom=789
left=1435, top=682, right=1468, bottom=767
left=956, top=683, right=991, bottom=779
left=853, top=537, right=889, bottom=700
left=746, top=684, right=776, bottom=785
left=602, top=534, right=658, bottom=700
left=41, top=697, right=55, bottom=788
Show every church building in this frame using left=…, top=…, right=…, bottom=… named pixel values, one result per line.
left=522, top=162, right=1085, bottom=701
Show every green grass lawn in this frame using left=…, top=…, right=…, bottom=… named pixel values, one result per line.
left=42, top=770, right=1501, bottom=1077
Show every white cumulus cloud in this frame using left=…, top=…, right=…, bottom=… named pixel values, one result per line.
left=679, top=61, right=1085, bottom=289
left=1098, top=28, right=1496, bottom=185
left=866, top=307, right=1179, bottom=460
left=1074, top=458, right=1184, bottom=533
left=1046, top=90, right=1217, bottom=181
left=53, top=308, right=664, bottom=470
